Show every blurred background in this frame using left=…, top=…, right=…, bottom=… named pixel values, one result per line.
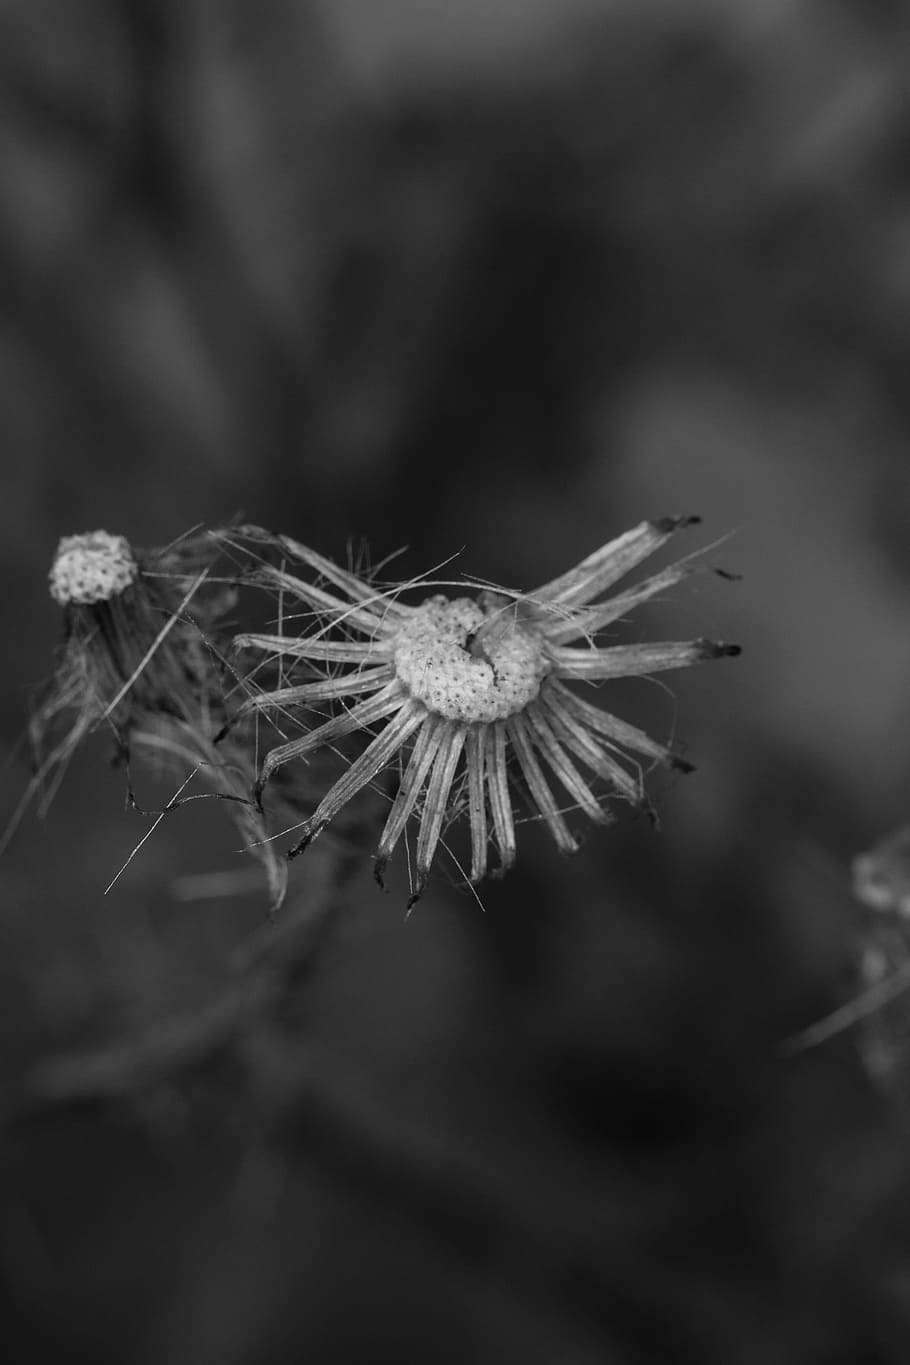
left=4, top=0, right=910, bottom=1360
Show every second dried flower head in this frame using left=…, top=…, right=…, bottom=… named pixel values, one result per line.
left=223, top=516, right=739, bottom=906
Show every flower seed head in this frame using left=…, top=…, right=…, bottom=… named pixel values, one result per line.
left=392, top=594, right=550, bottom=723
left=33, top=528, right=291, bottom=913
left=226, top=517, right=740, bottom=903
left=49, top=531, right=138, bottom=606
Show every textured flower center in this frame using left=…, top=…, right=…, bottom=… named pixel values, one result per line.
left=49, top=531, right=138, bottom=606
left=392, top=593, right=550, bottom=723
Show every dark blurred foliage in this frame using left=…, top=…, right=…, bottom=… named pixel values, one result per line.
left=5, top=0, right=910, bottom=1360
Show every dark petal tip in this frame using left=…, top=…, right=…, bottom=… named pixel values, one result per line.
left=652, top=514, right=703, bottom=534
left=406, top=874, right=427, bottom=910
left=637, top=799, right=660, bottom=830
left=713, top=568, right=743, bottom=582
left=697, top=639, right=741, bottom=660
left=670, top=756, right=697, bottom=775
left=373, top=857, right=388, bottom=891
left=288, top=824, right=320, bottom=859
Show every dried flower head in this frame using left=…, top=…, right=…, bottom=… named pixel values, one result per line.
left=224, top=517, right=739, bottom=906
left=848, top=826, right=910, bottom=1089
left=49, top=531, right=139, bottom=606
left=784, top=826, right=910, bottom=1074
left=8, top=529, right=289, bottom=910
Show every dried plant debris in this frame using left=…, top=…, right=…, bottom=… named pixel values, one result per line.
left=218, top=517, right=739, bottom=906
left=8, top=528, right=289, bottom=912
left=850, top=826, right=910, bottom=1090
left=786, top=827, right=910, bottom=1086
